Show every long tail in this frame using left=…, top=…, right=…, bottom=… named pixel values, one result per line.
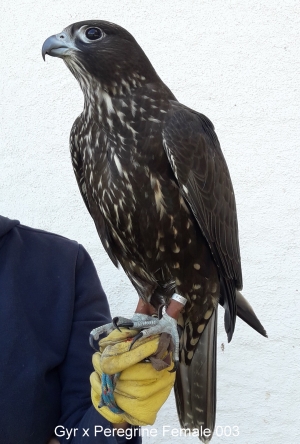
left=174, top=292, right=266, bottom=442
left=174, top=307, right=217, bottom=443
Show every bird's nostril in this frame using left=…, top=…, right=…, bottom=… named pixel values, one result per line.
left=60, top=35, right=65, bottom=39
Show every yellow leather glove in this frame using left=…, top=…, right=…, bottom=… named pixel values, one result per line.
left=90, top=328, right=175, bottom=426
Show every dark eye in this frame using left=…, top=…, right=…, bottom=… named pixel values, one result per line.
left=85, top=28, right=102, bottom=41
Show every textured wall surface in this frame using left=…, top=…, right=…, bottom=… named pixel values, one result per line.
left=1, top=1, right=299, bottom=443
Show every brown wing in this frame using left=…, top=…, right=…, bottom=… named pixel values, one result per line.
left=163, top=105, right=242, bottom=340
left=70, top=117, right=118, bottom=267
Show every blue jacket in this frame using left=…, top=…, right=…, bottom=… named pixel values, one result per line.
left=0, top=216, right=141, bottom=444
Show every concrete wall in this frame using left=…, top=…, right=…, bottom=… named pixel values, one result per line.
left=1, top=0, right=299, bottom=442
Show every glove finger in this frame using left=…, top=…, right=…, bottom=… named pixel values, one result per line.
left=116, top=363, right=175, bottom=399
left=114, top=362, right=175, bottom=425
left=100, top=335, right=160, bottom=374
left=90, top=370, right=102, bottom=395
left=91, top=387, right=126, bottom=424
left=115, top=384, right=174, bottom=425
left=119, top=361, right=175, bottom=382
left=92, top=352, right=103, bottom=376
left=90, top=372, right=126, bottom=424
left=99, top=328, right=140, bottom=350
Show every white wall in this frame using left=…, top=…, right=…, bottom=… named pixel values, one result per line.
left=1, top=1, right=299, bottom=442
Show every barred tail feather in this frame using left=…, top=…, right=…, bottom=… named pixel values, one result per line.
left=174, top=308, right=217, bottom=443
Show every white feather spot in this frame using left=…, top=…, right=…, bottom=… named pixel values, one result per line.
left=204, top=308, right=213, bottom=320
left=179, top=196, right=189, bottom=212
left=193, top=284, right=201, bottom=290
left=114, top=155, right=123, bottom=176
left=148, top=117, right=161, bottom=123
left=172, top=244, right=180, bottom=253
left=103, top=91, right=114, bottom=114
left=130, top=101, right=137, bottom=117
left=127, top=214, right=132, bottom=231
left=114, top=204, right=119, bottom=223
left=107, top=118, right=113, bottom=130
left=197, top=324, right=205, bottom=333
left=116, top=110, right=126, bottom=122
left=150, top=175, right=166, bottom=219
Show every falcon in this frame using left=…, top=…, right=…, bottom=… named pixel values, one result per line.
left=42, top=21, right=267, bottom=441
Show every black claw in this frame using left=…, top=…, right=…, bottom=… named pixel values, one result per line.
left=112, top=316, right=135, bottom=330
left=169, top=360, right=179, bottom=373
left=158, top=304, right=165, bottom=319
left=89, top=334, right=100, bottom=351
left=112, top=317, right=122, bottom=332
left=129, top=332, right=144, bottom=350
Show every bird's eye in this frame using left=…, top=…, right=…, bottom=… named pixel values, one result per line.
left=85, top=28, right=102, bottom=41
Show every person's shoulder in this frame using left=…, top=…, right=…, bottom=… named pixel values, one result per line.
left=18, top=223, right=77, bottom=245
left=17, top=223, right=80, bottom=258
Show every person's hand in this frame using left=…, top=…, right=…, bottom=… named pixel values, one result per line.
left=90, top=328, right=175, bottom=426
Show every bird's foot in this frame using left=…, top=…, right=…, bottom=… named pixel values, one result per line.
left=116, top=312, right=179, bottom=370
left=90, top=295, right=186, bottom=369
left=89, top=313, right=159, bottom=350
left=113, top=312, right=160, bottom=330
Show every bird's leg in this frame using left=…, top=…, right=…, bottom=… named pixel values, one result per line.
left=112, top=298, right=160, bottom=331
left=135, top=298, right=158, bottom=316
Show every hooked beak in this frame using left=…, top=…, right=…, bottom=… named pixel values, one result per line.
left=42, top=33, right=77, bottom=60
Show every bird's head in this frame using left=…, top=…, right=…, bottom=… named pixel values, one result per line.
left=42, top=20, right=159, bottom=95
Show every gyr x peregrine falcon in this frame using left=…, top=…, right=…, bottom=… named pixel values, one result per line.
left=42, top=21, right=267, bottom=442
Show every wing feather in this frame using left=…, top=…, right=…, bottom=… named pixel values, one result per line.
left=163, top=105, right=242, bottom=339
